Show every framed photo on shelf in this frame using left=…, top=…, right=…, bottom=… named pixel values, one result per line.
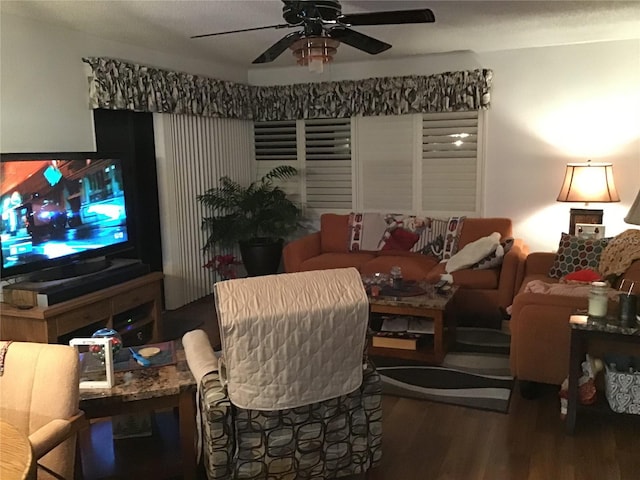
left=69, top=337, right=114, bottom=388
left=575, top=223, right=605, bottom=240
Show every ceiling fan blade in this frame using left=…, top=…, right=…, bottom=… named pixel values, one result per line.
left=339, top=8, right=435, bottom=26
left=253, top=31, right=304, bottom=64
left=329, top=28, right=391, bottom=55
left=191, top=24, right=290, bottom=39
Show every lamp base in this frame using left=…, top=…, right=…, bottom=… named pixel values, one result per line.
left=569, top=208, right=603, bottom=235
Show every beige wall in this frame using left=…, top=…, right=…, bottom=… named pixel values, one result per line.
left=0, top=13, right=247, bottom=153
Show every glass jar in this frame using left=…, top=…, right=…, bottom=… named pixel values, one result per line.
left=588, top=281, right=609, bottom=318
left=390, top=266, right=403, bottom=289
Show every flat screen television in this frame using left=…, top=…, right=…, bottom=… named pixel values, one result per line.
left=1, top=152, right=137, bottom=281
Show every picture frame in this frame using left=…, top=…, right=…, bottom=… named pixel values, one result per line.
left=568, top=208, right=603, bottom=237
left=69, top=337, right=115, bottom=388
left=575, top=223, right=605, bottom=240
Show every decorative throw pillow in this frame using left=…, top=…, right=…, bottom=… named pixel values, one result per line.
left=560, top=268, right=602, bottom=283
left=445, top=232, right=501, bottom=273
left=548, top=233, right=612, bottom=279
left=381, top=228, right=420, bottom=251
left=420, top=234, right=445, bottom=259
left=441, top=216, right=466, bottom=260
left=472, top=238, right=514, bottom=270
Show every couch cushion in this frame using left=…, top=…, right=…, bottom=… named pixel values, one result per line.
left=425, top=262, right=500, bottom=289
left=445, top=232, right=501, bottom=273
left=458, top=218, right=513, bottom=250
left=359, top=254, right=439, bottom=281
left=472, top=238, right=514, bottom=270
left=517, top=273, right=559, bottom=294
left=299, top=252, right=376, bottom=272
left=320, top=214, right=350, bottom=253
left=548, top=233, right=611, bottom=279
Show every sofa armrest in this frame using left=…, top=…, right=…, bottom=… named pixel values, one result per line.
left=497, top=238, right=529, bottom=309
left=509, top=292, right=593, bottom=385
left=524, top=252, right=556, bottom=276
left=283, top=232, right=321, bottom=272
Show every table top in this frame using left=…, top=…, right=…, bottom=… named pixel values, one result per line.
left=0, top=420, right=35, bottom=480
left=79, top=339, right=195, bottom=405
left=570, top=314, right=640, bottom=337
left=368, top=282, right=458, bottom=310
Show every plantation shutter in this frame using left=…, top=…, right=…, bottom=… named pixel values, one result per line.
left=422, top=111, right=479, bottom=213
left=304, top=118, right=352, bottom=209
left=357, top=115, right=414, bottom=212
left=254, top=120, right=300, bottom=203
left=254, top=120, right=297, bottom=161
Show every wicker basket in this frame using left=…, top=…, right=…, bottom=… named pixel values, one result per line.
left=604, top=362, right=640, bottom=415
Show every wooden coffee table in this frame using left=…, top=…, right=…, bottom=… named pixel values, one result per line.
left=368, top=283, right=458, bottom=364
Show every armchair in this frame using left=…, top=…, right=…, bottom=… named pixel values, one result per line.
left=184, top=268, right=383, bottom=479
left=0, top=341, right=85, bottom=479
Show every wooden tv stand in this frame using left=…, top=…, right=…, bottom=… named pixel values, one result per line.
left=0, top=272, right=163, bottom=345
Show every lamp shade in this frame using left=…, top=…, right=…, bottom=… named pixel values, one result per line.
left=556, top=161, right=620, bottom=203
left=625, top=189, right=640, bottom=225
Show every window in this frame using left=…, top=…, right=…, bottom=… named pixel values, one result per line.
left=304, top=118, right=352, bottom=210
left=253, top=111, right=483, bottom=216
left=254, top=120, right=297, bottom=162
left=421, top=111, right=480, bottom=213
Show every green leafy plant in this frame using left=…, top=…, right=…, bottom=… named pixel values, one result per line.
left=197, top=165, right=302, bottom=252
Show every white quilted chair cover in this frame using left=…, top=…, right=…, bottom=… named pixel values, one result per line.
left=214, top=267, right=369, bottom=410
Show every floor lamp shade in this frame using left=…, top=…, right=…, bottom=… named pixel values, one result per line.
left=625, top=190, right=640, bottom=225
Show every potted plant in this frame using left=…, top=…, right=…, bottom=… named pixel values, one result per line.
left=197, top=165, right=302, bottom=277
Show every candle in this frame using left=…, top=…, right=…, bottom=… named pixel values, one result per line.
left=588, top=281, right=608, bottom=318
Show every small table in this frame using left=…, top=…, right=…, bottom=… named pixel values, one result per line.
left=368, top=283, right=458, bottom=364
left=566, top=315, right=640, bottom=434
left=78, top=339, right=197, bottom=478
left=0, top=421, right=36, bottom=480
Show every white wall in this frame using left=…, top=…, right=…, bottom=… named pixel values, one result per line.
left=0, top=13, right=247, bottom=153
left=249, top=40, right=640, bottom=252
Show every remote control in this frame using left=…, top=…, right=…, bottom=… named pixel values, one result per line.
left=434, top=279, right=448, bottom=290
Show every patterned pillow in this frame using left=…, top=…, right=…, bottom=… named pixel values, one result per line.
left=548, top=233, right=612, bottom=279
left=472, top=238, right=514, bottom=270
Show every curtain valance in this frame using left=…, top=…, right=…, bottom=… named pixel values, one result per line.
left=83, top=57, right=492, bottom=121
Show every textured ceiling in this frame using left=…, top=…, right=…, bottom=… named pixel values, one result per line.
left=2, top=1, right=639, bottom=69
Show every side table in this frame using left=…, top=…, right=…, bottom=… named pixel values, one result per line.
left=78, top=339, right=197, bottom=478
left=566, top=315, right=640, bottom=434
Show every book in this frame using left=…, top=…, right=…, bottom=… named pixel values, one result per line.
left=372, top=335, right=418, bottom=350
left=379, top=316, right=434, bottom=334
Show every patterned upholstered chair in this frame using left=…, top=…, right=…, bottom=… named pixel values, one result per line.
left=184, top=268, right=382, bottom=480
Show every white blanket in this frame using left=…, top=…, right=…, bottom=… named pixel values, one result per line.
left=214, top=268, right=369, bottom=411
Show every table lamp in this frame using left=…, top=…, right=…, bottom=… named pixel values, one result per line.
left=624, top=189, right=640, bottom=225
left=556, top=159, right=620, bottom=234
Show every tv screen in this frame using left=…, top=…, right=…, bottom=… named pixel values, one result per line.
left=1, top=153, right=136, bottom=280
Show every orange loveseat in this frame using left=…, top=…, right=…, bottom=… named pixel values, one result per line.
left=283, top=214, right=528, bottom=328
left=510, top=254, right=640, bottom=386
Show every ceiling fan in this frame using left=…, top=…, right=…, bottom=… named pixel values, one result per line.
left=191, top=0, right=435, bottom=72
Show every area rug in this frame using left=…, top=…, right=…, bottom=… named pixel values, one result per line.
left=371, top=327, right=513, bottom=413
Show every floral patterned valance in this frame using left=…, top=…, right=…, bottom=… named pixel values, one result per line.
left=83, top=57, right=492, bottom=121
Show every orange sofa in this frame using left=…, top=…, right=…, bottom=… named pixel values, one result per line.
left=283, top=214, right=528, bottom=328
left=510, top=253, right=640, bottom=386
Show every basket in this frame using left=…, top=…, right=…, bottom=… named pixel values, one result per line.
left=603, top=362, right=640, bottom=415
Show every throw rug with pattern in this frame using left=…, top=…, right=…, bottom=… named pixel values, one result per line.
left=371, top=327, right=513, bottom=413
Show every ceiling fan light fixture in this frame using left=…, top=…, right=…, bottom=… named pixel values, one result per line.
left=290, top=36, right=339, bottom=73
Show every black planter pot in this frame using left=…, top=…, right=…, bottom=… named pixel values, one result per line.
left=239, top=238, right=284, bottom=277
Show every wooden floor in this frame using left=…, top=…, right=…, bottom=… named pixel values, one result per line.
left=79, top=295, right=640, bottom=480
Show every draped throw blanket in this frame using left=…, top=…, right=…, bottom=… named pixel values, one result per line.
left=83, top=57, right=493, bottom=121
